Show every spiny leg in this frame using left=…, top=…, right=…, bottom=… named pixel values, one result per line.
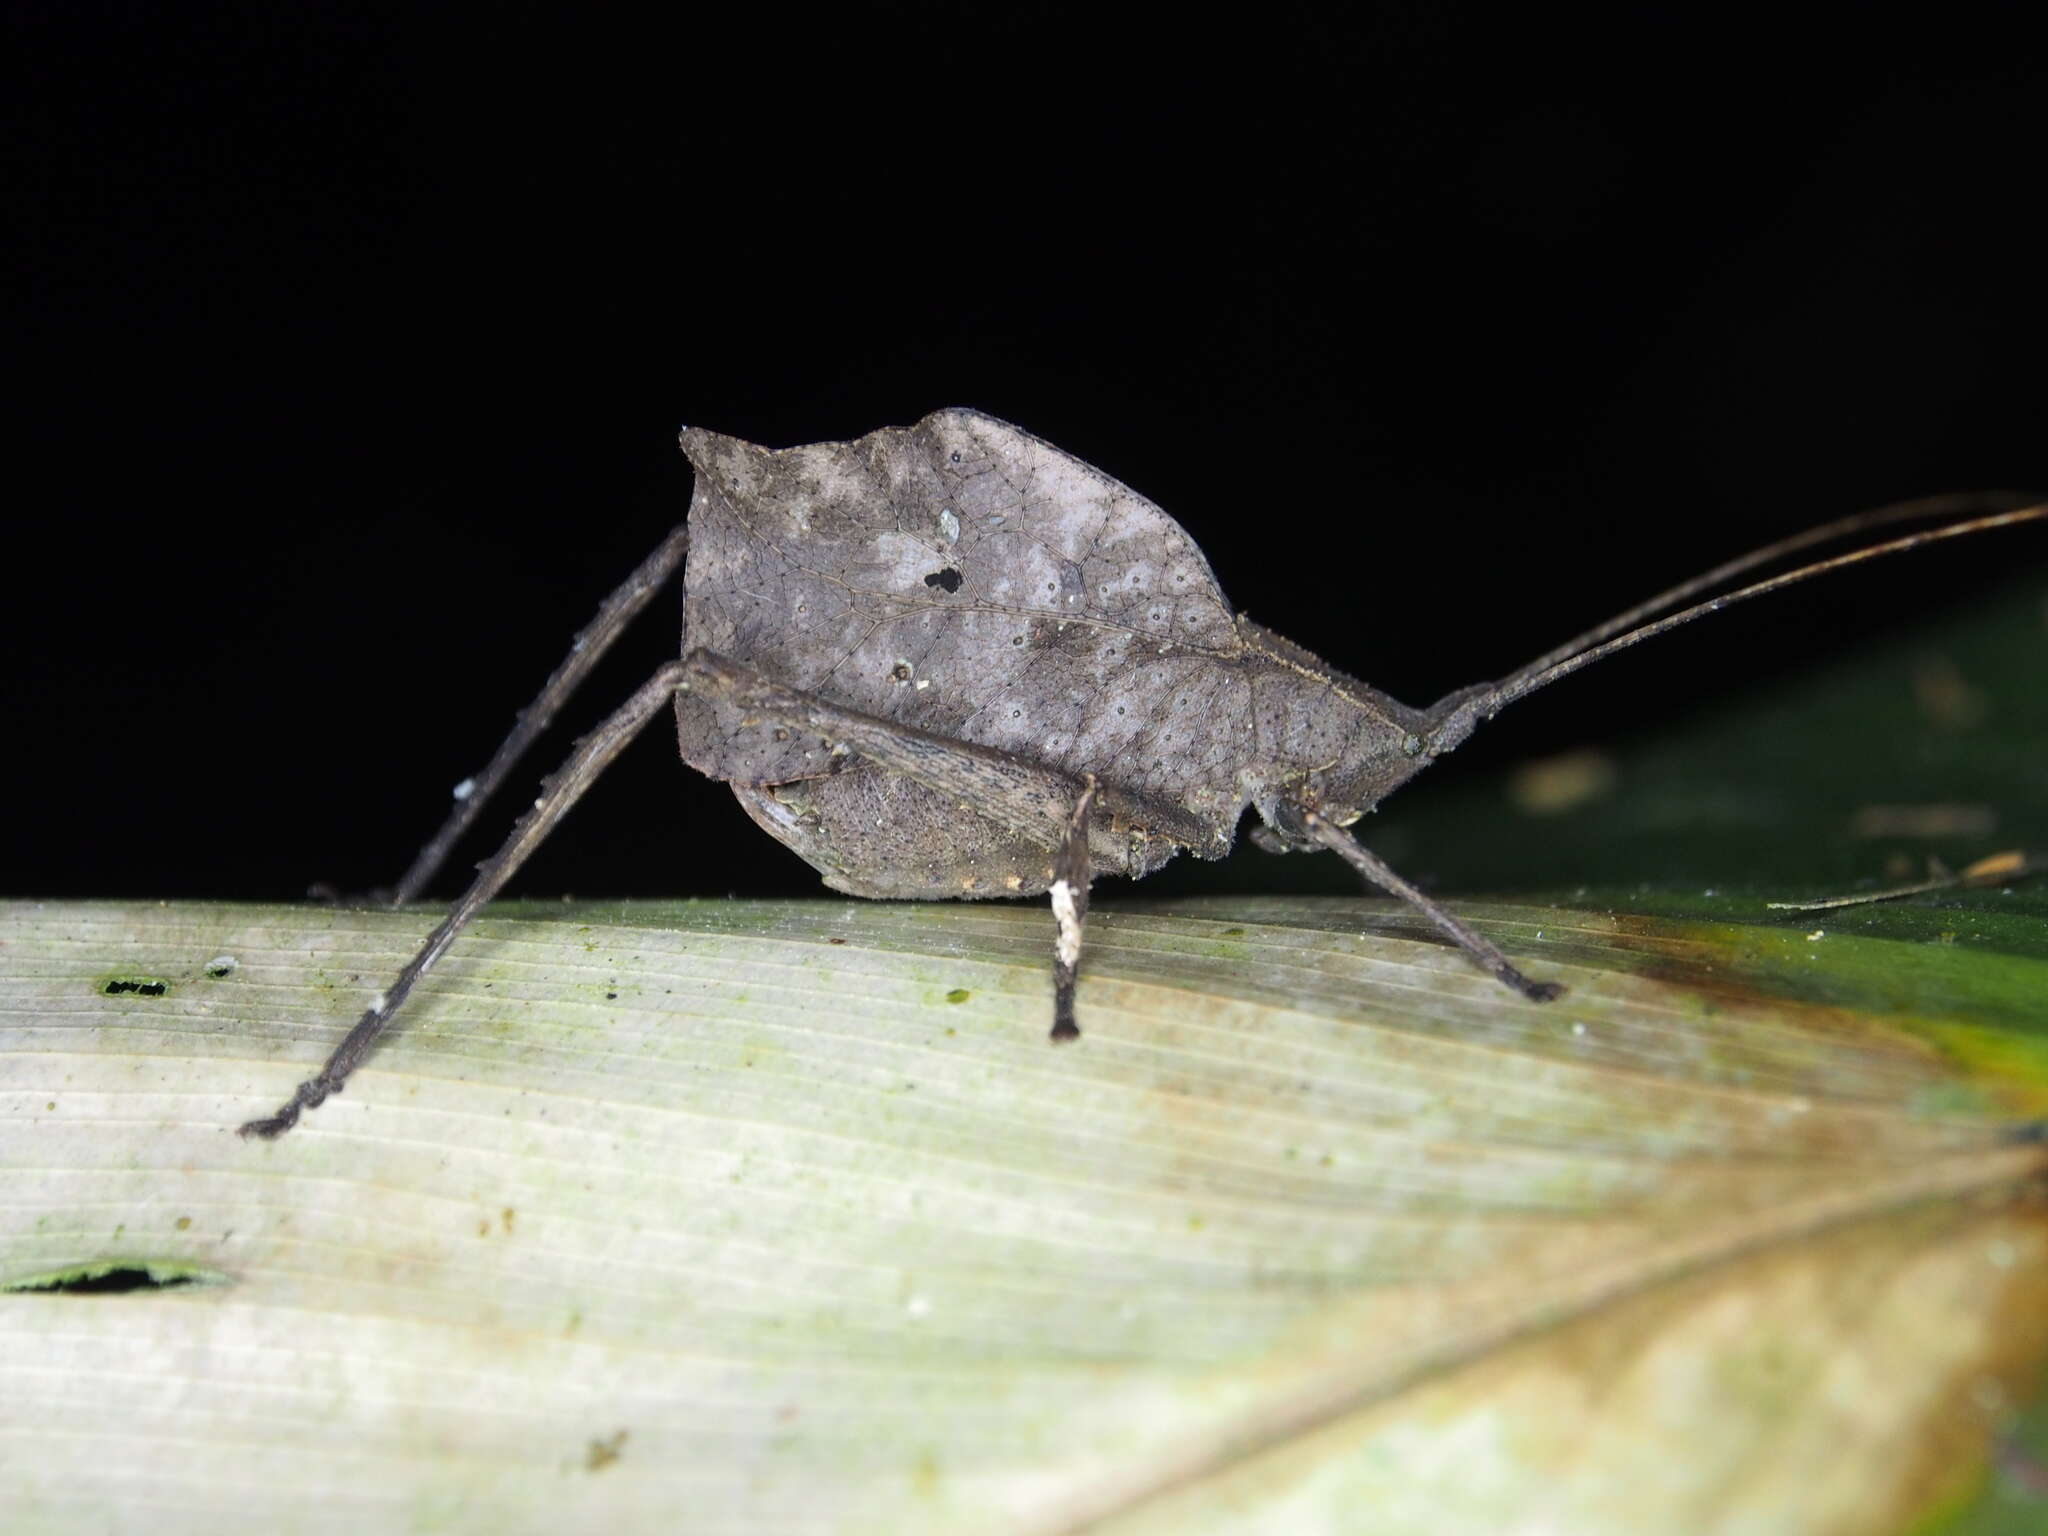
left=1049, top=775, right=1098, bottom=1041
left=1294, top=805, right=1564, bottom=1002
left=392, top=524, right=690, bottom=905
left=240, top=656, right=698, bottom=1138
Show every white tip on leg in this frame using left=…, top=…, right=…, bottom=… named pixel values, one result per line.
left=1050, top=879, right=1083, bottom=970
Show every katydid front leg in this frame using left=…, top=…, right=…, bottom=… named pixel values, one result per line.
left=1294, top=803, right=1565, bottom=1002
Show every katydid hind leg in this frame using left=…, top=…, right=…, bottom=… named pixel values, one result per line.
left=1294, top=805, right=1564, bottom=1002
left=247, top=650, right=1145, bottom=1134
left=392, top=524, right=690, bottom=905
left=681, top=651, right=1134, bottom=1040
left=239, top=656, right=699, bottom=1138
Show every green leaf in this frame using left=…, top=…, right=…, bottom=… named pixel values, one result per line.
left=3, top=894, right=2045, bottom=1533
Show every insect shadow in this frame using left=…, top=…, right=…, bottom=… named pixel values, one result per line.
left=240, top=409, right=2045, bottom=1136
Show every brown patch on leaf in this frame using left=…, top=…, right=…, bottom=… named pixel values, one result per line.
left=1507, top=748, right=1616, bottom=816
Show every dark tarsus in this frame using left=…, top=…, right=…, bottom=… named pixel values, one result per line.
left=239, top=409, right=2044, bottom=1137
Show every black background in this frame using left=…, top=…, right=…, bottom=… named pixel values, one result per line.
left=7, top=5, right=2044, bottom=906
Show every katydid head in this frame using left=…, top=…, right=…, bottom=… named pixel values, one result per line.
left=1284, top=494, right=2048, bottom=844
left=1412, top=680, right=1497, bottom=761
left=1243, top=493, right=2044, bottom=945
left=1250, top=682, right=1489, bottom=851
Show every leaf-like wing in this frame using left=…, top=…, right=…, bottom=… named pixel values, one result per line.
left=677, top=410, right=1254, bottom=824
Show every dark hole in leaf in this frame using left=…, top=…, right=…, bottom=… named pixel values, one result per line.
left=5, top=1261, right=227, bottom=1295
left=923, top=568, right=963, bottom=593
left=103, top=979, right=167, bottom=997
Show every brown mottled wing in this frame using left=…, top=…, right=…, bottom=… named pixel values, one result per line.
left=674, top=409, right=1252, bottom=831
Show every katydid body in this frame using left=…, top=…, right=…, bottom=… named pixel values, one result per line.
left=240, top=409, right=2041, bottom=1137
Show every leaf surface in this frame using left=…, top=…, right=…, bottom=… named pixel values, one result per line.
left=3, top=895, right=2044, bottom=1533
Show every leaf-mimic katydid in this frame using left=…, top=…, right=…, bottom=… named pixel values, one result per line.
left=240, top=409, right=2044, bottom=1137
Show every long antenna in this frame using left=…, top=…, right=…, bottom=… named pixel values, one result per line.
left=1481, top=498, right=2046, bottom=718
left=1501, top=492, right=2034, bottom=688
